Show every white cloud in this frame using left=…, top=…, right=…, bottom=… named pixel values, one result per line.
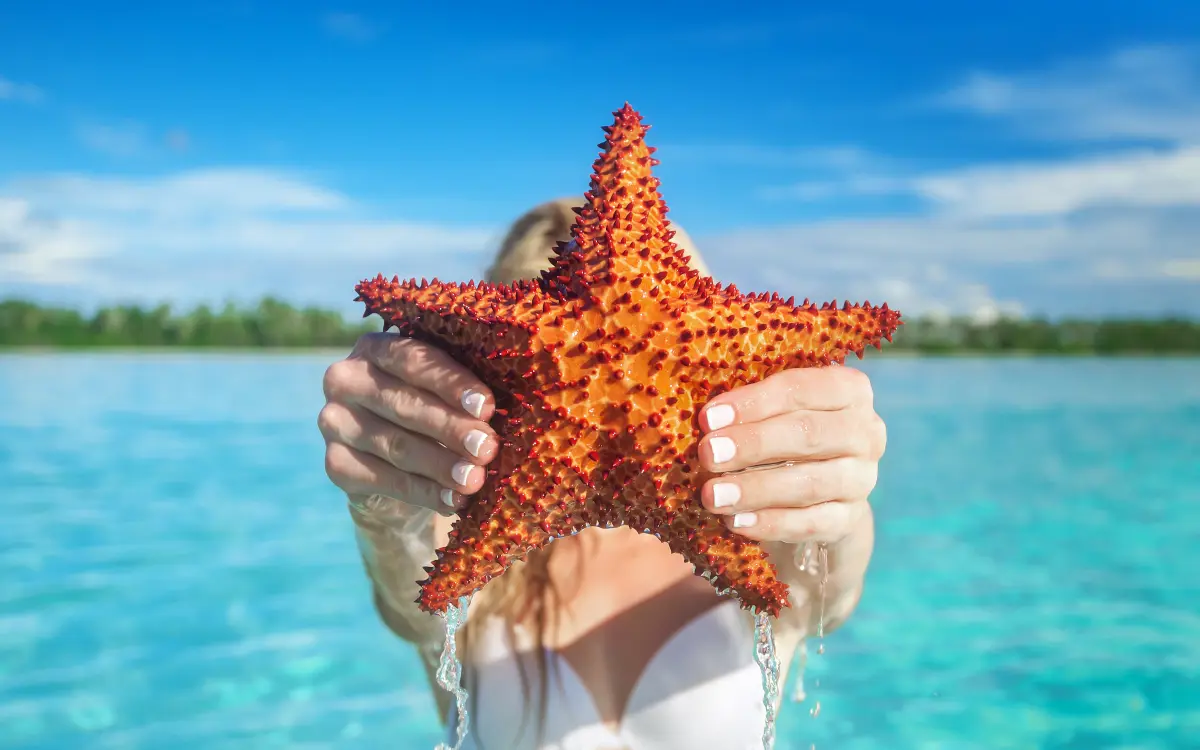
left=322, top=12, right=385, bottom=43
left=704, top=160, right=1200, bottom=316
left=0, top=75, right=44, bottom=104
left=164, top=129, right=192, bottom=152
left=1092, top=258, right=1200, bottom=282
left=695, top=227, right=1031, bottom=322
left=934, top=45, right=1200, bottom=145
left=706, top=207, right=1199, bottom=274
left=75, top=121, right=196, bottom=158
left=663, top=143, right=881, bottom=171
left=738, top=44, right=1200, bottom=314
left=914, top=146, right=1200, bottom=219
left=13, top=169, right=349, bottom=216
left=3, top=46, right=1197, bottom=320
left=2, top=162, right=1195, bottom=319
left=0, top=169, right=498, bottom=308
left=759, top=146, right=1200, bottom=224
left=758, top=174, right=906, bottom=201
left=1162, top=259, right=1200, bottom=280
left=699, top=206, right=1199, bottom=320
left=0, top=198, right=101, bottom=284
left=75, top=121, right=150, bottom=158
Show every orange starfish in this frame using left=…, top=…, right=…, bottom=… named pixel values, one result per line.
left=355, top=104, right=900, bottom=617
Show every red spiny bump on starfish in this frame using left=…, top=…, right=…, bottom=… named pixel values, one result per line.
left=355, top=103, right=901, bottom=618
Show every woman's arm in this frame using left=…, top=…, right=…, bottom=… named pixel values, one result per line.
left=319, top=333, right=500, bottom=643
left=350, top=497, right=450, bottom=644
left=695, top=366, right=888, bottom=637
left=764, top=501, right=874, bottom=637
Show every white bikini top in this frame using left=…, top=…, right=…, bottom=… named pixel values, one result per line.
left=447, top=600, right=767, bottom=750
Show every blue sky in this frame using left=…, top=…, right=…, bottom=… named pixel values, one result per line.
left=1, top=1, right=1198, bottom=320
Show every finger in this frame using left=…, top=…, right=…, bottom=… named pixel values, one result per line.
left=700, top=457, right=877, bottom=515
left=318, top=402, right=488, bottom=497
left=323, top=441, right=462, bottom=515
left=323, top=357, right=499, bottom=463
left=722, top=500, right=866, bottom=545
left=354, top=332, right=497, bottom=421
left=698, top=407, right=880, bottom=473
left=699, top=366, right=873, bottom=433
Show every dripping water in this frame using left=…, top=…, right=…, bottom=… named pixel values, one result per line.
left=789, top=541, right=830, bottom=750
left=791, top=639, right=807, bottom=702
left=752, top=611, right=781, bottom=750
left=434, top=594, right=473, bottom=750
left=809, top=543, right=829, bottom=726
left=791, top=541, right=815, bottom=704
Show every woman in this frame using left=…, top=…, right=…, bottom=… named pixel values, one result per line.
left=318, top=198, right=886, bottom=749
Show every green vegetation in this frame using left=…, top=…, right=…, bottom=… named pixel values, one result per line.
left=0, top=298, right=376, bottom=349
left=887, top=315, right=1200, bottom=355
left=1, top=297, right=1198, bottom=354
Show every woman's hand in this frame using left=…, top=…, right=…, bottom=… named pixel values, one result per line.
left=318, top=333, right=500, bottom=514
left=696, top=366, right=886, bottom=546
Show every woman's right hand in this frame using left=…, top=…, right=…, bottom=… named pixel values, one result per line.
left=318, top=332, right=499, bottom=515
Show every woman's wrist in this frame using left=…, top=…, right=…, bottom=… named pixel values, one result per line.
left=347, top=495, right=439, bottom=622
left=771, top=503, right=874, bottom=634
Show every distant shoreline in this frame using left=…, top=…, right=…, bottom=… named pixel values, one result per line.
left=0, top=346, right=353, bottom=356
left=2, top=346, right=1197, bottom=359
left=4, top=297, right=1198, bottom=356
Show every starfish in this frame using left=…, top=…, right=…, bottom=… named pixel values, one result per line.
left=355, top=104, right=901, bottom=618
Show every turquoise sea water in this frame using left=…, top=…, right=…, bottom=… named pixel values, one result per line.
left=1, top=353, right=1198, bottom=749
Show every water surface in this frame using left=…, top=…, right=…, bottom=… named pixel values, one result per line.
left=1, top=354, right=1197, bottom=749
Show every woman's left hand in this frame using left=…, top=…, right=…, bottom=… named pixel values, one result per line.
left=697, top=366, right=886, bottom=546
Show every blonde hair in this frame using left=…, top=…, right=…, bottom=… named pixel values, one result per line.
left=485, top=196, right=710, bottom=283
left=460, top=197, right=709, bottom=746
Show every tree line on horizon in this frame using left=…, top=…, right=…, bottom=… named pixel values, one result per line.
left=1, top=297, right=1198, bottom=355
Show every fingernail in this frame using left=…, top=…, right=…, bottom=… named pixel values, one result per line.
left=733, top=512, right=757, bottom=528
left=463, top=429, right=488, bottom=458
left=461, top=390, right=486, bottom=419
left=705, top=403, right=735, bottom=431
left=712, top=483, right=740, bottom=509
left=440, top=488, right=458, bottom=509
left=451, top=460, right=475, bottom=487
left=709, top=436, right=736, bottom=464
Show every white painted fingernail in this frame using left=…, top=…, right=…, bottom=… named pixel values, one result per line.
left=451, top=460, right=474, bottom=487
left=712, top=483, right=740, bottom=508
left=733, top=512, right=757, bottom=528
left=461, top=390, right=486, bottom=418
left=463, top=429, right=488, bottom=458
left=440, top=488, right=457, bottom=508
left=709, top=436, right=736, bottom=464
left=705, top=403, right=735, bottom=430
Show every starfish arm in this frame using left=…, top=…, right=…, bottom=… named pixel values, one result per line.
left=416, top=416, right=606, bottom=613
left=354, top=274, right=551, bottom=365
left=622, top=465, right=792, bottom=617
left=752, top=295, right=902, bottom=365
left=672, top=289, right=903, bottom=393
left=543, top=104, right=706, bottom=310
left=678, top=519, right=792, bottom=617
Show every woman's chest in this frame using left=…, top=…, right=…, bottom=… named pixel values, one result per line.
left=534, top=535, right=730, bottom=725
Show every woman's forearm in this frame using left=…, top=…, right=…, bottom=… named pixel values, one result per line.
left=349, top=496, right=446, bottom=645
left=817, top=502, right=874, bottom=632
left=768, top=502, right=875, bottom=636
